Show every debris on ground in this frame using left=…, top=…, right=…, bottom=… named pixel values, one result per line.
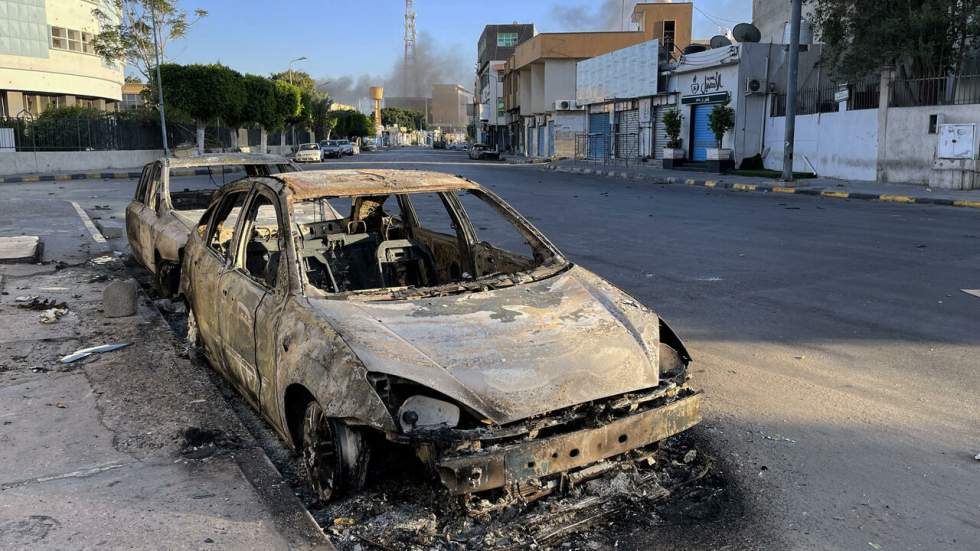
left=39, top=307, right=68, bottom=324
left=180, top=426, right=241, bottom=459
left=974, top=452, right=980, bottom=461
left=15, top=295, right=68, bottom=311
left=315, top=437, right=724, bottom=550
left=60, top=343, right=131, bottom=364
left=91, top=255, right=118, bottom=265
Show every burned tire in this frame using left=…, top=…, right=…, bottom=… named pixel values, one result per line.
left=154, top=258, right=180, bottom=298
left=301, top=401, right=370, bottom=502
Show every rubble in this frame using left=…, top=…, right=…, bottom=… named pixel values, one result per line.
left=102, top=279, right=138, bottom=317
left=60, top=343, right=131, bottom=364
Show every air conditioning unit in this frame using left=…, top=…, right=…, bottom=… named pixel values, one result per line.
left=555, top=99, right=584, bottom=111
left=744, top=78, right=765, bottom=96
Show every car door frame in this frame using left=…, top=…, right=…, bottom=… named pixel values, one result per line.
left=136, top=161, right=164, bottom=269
left=125, top=164, right=152, bottom=263
left=217, top=181, right=290, bottom=409
left=188, top=181, right=254, bottom=372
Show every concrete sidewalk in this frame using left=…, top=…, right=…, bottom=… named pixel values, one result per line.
left=546, top=159, right=980, bottom=209
left=0, top=166, right=244, bottom=184
left=0, top=259, right=328, bottom=550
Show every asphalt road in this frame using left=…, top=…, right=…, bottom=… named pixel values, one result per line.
left=3, top=147, right=978, bottom=550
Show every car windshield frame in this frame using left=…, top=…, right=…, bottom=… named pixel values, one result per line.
left=292, top=187, right=569, bottom=301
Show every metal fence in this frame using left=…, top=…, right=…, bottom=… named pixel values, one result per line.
left=771, top=75, right=880, bottom=116
left=891, top=73, right=980, bottom=107
left=574, top=132, right=644, bottom=166
left=0, top=113, right=305, bottom=152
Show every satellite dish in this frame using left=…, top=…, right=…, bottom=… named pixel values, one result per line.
left=682, top=44, right=708, bottom=55
left=709, top=35, right=732, bottom=48
left=732, top=23, right=762, bottom=43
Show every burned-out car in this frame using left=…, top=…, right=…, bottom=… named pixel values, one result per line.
left=125, top=153, right=297, bottom=295
left=178, top=169, right=701, bottom=503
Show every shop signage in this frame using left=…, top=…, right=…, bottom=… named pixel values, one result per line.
left=681, top=92, right=730, bottom=105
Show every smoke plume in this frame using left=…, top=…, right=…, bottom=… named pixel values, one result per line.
left=316, top=31, right=472, bottom=111
left=549, top=1, right=642, bottom=31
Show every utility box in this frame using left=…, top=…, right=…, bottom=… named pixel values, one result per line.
left=937, top=123, right=976, bottom=159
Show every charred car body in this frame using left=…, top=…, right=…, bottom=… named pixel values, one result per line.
left=178, top=169, right=701, bottom=503
left=125, top=153, right=297, bottom=296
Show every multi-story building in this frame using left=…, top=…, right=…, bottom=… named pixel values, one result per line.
left=430, top=83, right=473, bottom=134
left=503, top=2, right=693, bottom=158
left=476, top=24, right=535, bottom=150
left=751, top=0, right=817, bottom=44
left=0, top=0, right=125, bottom=117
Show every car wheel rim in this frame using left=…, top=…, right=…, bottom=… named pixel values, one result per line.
left=302, top=403, right=338, bottom=501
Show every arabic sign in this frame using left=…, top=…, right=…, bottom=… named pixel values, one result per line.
left=689, top=71, right=725, bottom=96
left=681, top=92, right=730, bottom=105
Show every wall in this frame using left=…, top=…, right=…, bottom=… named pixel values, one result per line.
left=882, top=104, right=980, bottom=184
left=751, top=0, right=817, bottom=44
left=764, top=109, right=878, bottom=180
left=543, top=60, right=576, bottom=113
left=0, top=149, right=163, bottom=176
left=518, top=70, right=533, bottom=117
left=554, top=111, right=585, bottom=158
left=530, top=64, right=546, bottom=115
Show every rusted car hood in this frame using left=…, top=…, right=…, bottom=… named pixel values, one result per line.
left=309, top=266, right=662, bottom=425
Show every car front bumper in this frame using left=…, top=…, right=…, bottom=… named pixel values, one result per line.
left=434, top=391, right=702, bottom=495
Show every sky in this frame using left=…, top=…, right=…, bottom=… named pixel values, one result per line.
left=163, top=0, right=751, bottom=102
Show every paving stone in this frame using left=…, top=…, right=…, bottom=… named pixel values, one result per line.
left=0, top=236, right=41, bottom=263
left=102, top=278, right=137, bottom=318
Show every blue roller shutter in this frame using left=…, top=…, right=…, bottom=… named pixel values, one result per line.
left=691, top=104, right=714, bottom=161
left=547, top=121, right=555, bottom=157
left=537, top=125, right=545, bottom=157
left=588, top=112, right=610, bottom=159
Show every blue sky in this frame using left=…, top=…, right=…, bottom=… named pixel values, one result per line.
left=166, top=0, right=751, bottom=83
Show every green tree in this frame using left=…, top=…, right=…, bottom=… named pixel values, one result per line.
left=271, top=70, right=317, bottom=95
left=813, top=0, right=980, bottom=80
left=158, top=63, right=246, bottom=153
left=91, top=0, right=208, bottom=82
left=708, top=100, right=735, bottom=149
left=381, top=107, right=426, bottom=131
left=331, top=110, right=375, bottom=139
left=662, top=108, right=683, bottom=149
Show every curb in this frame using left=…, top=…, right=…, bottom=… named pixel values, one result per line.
left=548, top=165, right=980, bottom=210
left=0, top=166, right=244, bottom=184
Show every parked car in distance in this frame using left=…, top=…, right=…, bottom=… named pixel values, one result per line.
left=432, top=140, right=446, bottom=149
left=468, top=143, right=500, bottom=160
left=179, top=168, right=702, bottom=504
left=448, top=142, right=470, bottom=151
left=338, top=139, right=356, bottom=155
left=319, top=140, right=343, bottom=158
left=293, top=143, right=322, bottom=163
left=360, top=138, right=378, bottom=152
left=125, top=153, right=297, bottom=296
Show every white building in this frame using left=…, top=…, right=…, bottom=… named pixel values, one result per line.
left=0, top=0, right=124, bottom=117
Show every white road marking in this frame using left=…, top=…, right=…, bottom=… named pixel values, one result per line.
left=70, top=201, right=107, bottom=244
left=962, top=289, right=980, bottom=299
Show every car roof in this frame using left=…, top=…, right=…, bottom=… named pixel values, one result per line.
left=271, top=169, right=479, bottom=201
left=163, top=153, right=291, bottom=168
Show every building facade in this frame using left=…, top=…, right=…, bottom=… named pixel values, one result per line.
left=430, top=83, right=473, bottom=133
left=503, top=1, right=693, bottom=158
left=0, top=0, right=125, bottom=117
left=751, top=0, right=818, bottom=44
left=476, top=24, right=534, bottom=150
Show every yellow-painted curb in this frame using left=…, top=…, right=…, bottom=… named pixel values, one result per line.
left=821, top=191, right=850, bottom=198
left=732, top=183, right=757, bottom=191
left=704, top=180, right=717, bottom=188
left=87, top=172, right=102, bottom=179
left=953, top=200, right=980, bottom=208
left=772, top=186, right=796, bottom=193
left=880, top=194, right=915, bottom=203
left=53, top=174, right=71, bottom=181
left=21, top=175, right=39, bottom=182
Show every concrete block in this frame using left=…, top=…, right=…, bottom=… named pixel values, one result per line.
left=103, top=279, right=138, bottom=318
left=94, top=219, right=124, bottom=239
left=0, top=236, right=42, bottom=263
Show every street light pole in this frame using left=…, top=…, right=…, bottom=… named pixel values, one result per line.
left=781, top=0, right=802, bottom=181
left=150, top=5, right=169, bottom=156
left=287, top=56, right=307, bottom=148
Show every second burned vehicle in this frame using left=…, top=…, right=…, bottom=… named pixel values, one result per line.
left=179, top=169, right=702, bottom=503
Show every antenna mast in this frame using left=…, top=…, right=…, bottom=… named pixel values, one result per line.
left=404, top=0, right=417, bottom=96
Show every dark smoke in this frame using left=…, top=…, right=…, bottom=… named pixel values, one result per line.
left=549, top=0, right=641, bottom=31
left=316, top=31, right=472, bottom=110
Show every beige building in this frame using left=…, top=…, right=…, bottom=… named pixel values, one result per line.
left=430, top=83, right=473, bottom=132
left=0, top=0, right=124, bottom=117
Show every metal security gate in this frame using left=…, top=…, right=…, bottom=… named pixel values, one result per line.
left=691, top=104, right=714, bottom=161
left=653, top=106, right=669, bottom=160
left=537, top=125, right=545, bottom=157
left=588, top=112, right=610, bottom=159
left=547, top=121, right=555, bottom=157
left=614, top=109, right=639, bottom=159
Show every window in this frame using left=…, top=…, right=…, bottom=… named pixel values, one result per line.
left=497, top=32, right=518, bottom=47
left=928, top=114, right=938, bottom=134
left=497, top=98, right=505, bottom=118
left=456, top=190, right=536, bottom=274
left=409, top=193, right=459, bottom=238
left=237, top=194, right=283, bottom=289
left=662, top=21, right=676, bottom=54
left=207, top=191, right=248, bottom=258
left=50, top=26, right=95, bottom=54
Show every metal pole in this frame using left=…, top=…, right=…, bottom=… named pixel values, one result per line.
left=781, top=0, right=802, bottom=181
left=150, top=5, right=169, bottom=156
left=286, top=57, right=307, bottom=149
